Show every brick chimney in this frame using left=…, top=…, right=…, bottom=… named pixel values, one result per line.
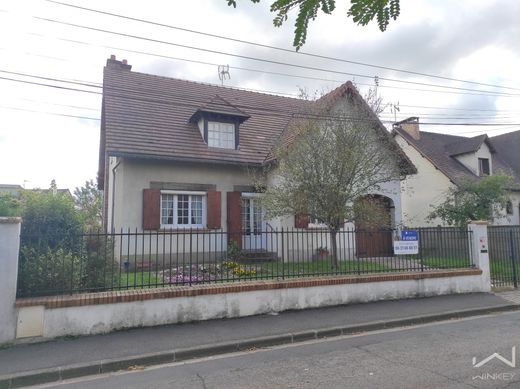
left=106, top=55, right=132, bottom=71
left=395, top=117, right=420, bottom=140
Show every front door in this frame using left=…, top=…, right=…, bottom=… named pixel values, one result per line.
left=355, top=195, right=394, bottom=257
left=242, top=196, right=267, bottom=250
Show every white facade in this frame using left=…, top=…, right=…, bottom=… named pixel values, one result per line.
left=395, top=132, right=519, bottom=226
left=394, top=135, right=456, bottom=226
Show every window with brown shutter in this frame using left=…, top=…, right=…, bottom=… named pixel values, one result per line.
left=227, top=191, right=242, bottom=249
left=143, top=188, right=161, bottom=230
left=207, top=191, right=221, bottom=229
left=294, top=213, right=310, bottom=229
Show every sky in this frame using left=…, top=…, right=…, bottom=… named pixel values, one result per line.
left=1, top=0, right=520, bottom=191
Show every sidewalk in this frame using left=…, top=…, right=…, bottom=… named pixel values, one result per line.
left=1, top=292, right=518, bottom=387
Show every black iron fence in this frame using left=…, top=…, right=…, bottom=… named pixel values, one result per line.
left=17, top=227, right=474, bottom=297
left=489, top=226, right=520, bottom=288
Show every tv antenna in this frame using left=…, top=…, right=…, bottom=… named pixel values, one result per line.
left=391, top=101, right=400, bottom=123
left=218, top=65, right=230, bottom=86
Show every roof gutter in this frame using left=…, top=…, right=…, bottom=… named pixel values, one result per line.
left=108, top=151, right=264, bottom=168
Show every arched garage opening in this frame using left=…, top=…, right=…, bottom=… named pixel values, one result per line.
left=355, top=194, right=395, bottom=257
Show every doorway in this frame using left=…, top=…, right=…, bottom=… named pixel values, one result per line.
left=241, top=195, right=267, bottom=250
left=355, top=194, right=394, bottom=257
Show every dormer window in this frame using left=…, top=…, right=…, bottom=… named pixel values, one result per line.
left=478, top=158, right=490, bottom=176
left=189, top=95, right=249, bottom=151
left=208, top=121, right=235, bottom=149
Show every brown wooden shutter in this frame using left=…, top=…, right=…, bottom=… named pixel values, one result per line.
left=227, top=191, right=242, bottom=249
left=206, top=191, right=221, bottom=229
left=143, top=188, right=161, bottom=230
left=295, top=213, right=309, bottom=229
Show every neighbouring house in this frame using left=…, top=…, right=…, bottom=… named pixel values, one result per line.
left=0, top=184, right=72, bottom=198
left=98, top=56, right=415, bottom=259
left=392, top=117, right=520, bottom=226
left=0, top=184, right=23, bottom=197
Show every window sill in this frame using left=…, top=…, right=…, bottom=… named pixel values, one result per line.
left=158, top=227, right=221, bottom=233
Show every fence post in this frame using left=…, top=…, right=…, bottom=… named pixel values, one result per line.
left=467, top=221, right=491, bottom=292
left=510, top=230, right=518, bottom=288
left=0, top=217, right=21, bottom=344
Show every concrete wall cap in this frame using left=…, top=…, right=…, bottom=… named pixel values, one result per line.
left=0, top=217, right=22, bottom=224
left=468, top=220, right=488, bottom=225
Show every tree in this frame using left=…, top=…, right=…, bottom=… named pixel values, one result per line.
left=260, top=105, right=402, bottom=268
left=227, top=0, right=400, bottom=50
left=20, top=188, right=83, bottom=250
left=74, top=179, right=103, bottom=230
left=0, top=193, right=21, bottom=217
left=428, top=173, right=515, bottom=227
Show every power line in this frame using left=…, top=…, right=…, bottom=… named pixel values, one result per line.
left=0, top=105, right=100, bottom=120
left=45, top=0, right=520, bottom=93
left=6, top=31, right=520, bottom=102
left=3, top=69, right=520, bottom=128
left=0, top=69, right=100, bottom=88
left=32, top=16, right=520, bottom=98
left=11, top=34, right=517, bottom=100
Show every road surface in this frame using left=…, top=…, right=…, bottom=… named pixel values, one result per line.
left=39, top=311, right=520, bottom=389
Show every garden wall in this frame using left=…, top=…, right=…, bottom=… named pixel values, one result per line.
left=15, top=269, right=485, bottom=340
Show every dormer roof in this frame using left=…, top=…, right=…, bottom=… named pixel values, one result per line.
left=189, top=95, right=250, bottom=123
left=445, top=134, right=496, bottom=156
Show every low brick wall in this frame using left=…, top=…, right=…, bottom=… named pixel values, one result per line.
left=14, top=269, right=485, bottom=341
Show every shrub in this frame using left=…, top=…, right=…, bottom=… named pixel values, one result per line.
left=17, top=247, right=80, bottom=297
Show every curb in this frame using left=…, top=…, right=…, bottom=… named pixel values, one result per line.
left=1, top=303, right=519, bottom=388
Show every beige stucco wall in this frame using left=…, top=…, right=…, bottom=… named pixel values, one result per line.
left=394, top=134, right=455, bottom=226
left=111, top=158, right=257, bottom=232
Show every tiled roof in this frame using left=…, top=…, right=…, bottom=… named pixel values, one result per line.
left=394, top=127, right=520, bottom=187
left=445, top=134, right=495, bottom=156
left=100, top=61, right=307, bottom=175
left=98, top=59, right=416, bottom=187
left=491, top=130, right=520, bottom=176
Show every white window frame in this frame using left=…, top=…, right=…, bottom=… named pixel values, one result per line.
left=207, top=121, right=235, bottom=149
left=308, top=218, right=328, bottom=229
left=478, top=158, right=490, bottom=176
left=160, top=190, right=207, bottom=229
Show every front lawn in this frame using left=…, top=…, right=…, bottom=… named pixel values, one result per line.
left=419, top=257, right=472, bottom=269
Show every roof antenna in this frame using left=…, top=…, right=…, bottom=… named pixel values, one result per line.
left=391, top=101, right=400, bottom=123
left=218, top=65, right=230, bottom=86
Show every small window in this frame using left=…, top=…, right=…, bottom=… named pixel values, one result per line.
left=208, top=121, right=235, bottom=149
left=161, top=192, right=206, bottom=228
left=478, top=158, right=490, bottom=176
left=506, top=201, right=514, bottom=215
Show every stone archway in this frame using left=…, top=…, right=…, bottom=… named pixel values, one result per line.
left=354, top=194, right=394, bottom=257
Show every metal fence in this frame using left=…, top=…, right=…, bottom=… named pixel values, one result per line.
left=489, top=226, right=520, bottom=288
left=17, top=227, right=474, bottom=297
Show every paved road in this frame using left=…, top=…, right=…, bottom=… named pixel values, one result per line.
left=39, top=311, right=520, bottom=389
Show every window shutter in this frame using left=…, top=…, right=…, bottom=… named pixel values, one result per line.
left=295, top=213, right=309, bottom=229
left=207, top=191, right=221, bottom=229
left=143, top=188, right=161, bottom=230
left=227, top=191, right=242, bottom=249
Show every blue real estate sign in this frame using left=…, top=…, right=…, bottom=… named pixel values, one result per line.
left=393, top=230, right=419, bottom=255
left=401, top=230, right=418, bottom=242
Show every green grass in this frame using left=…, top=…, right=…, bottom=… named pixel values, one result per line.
left=489, top=259, right=520, bottom=286
left=252, top=259, right=390, bottom=277
left=118, top=271, right=161, bottom=288
left=419, top=257, right=472, bottom=269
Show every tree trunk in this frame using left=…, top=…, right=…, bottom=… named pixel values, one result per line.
left=330, top=229, right=339, bottom=269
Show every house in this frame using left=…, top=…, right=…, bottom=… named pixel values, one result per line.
left=98, top=56, right=415, bottom=258
left=0, top=184, right=23, bottom=197
left=392, top=117, right=520, bottom=226
left=0, top=184, right=72, bottom=198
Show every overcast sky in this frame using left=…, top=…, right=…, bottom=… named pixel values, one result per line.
left=1, top=0, right=520, bottom=191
